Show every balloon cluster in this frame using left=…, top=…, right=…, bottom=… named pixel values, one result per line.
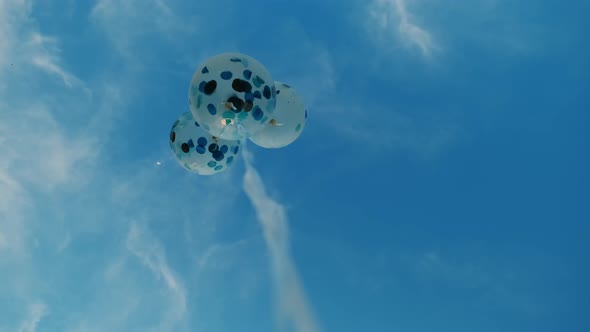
left=169, top=52, right=307, bottom=175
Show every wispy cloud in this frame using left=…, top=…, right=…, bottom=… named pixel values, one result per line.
left=0, top=106, right=98, bottom=190
left=403, top=249, right=548, bottom=316
left=368, top=0, right=437, bottom=58
left=0, top=0, right=31, bottom=72
left=30, top=54, right=79, bottom=88
left=264, top=20, right=337, bottom=109
left=126, top=222, right=187, bottom=331
left=196, top=238, right=252, bottom=270
left=0, top=4, right=136, bottom=330
left=316, top=100, right=458, bottom=159
left=242, top=148, right=322, bottom=332
left=90, top=0, right=192, bottom=63
left=17, top=302, right=48, bottom=332
left=0, top=0, right=84, bottom=90
left=0, top=231, right=6, bottom=249
left=0, top=169, right=29, bottom=254
left=27, top=33, right=84, bottom=88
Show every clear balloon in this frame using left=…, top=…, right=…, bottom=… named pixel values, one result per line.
left=248, top=81, right=307, bottom=148
left=169, top=112, right=241, bottom=175
left=188, top=52, right=277, bottom=140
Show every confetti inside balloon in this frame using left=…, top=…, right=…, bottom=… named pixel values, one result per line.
left=169, top=112, right=241, bottom=175
left=248, top=81, right=307, bottom=148
left=188, top=52, right=277, bottom=140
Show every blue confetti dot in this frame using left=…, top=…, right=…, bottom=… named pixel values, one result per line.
left=214, top=165, right=223, bottom=171
left=207, top=104, right=217, bottom=115
left=243, top=70, right=252, bottom=79
left=187, top=139, right=195, bottom=148
left=263, top=85, right=271, bottom=99
left=253, top=91, right=262, bottom=99
left=194, top=120, right=200, bottom=127
left=222, top=110, right=235, bottom=119
left=220, top=145, right=228, bottom=154
left=212, top=151, right=224, bottom=161
left=245, top=92, right=254, bottom=101
left=233, top=146, right=239, bottom=154
left=238, top=111, right=248, bottom=121
left=252, top=75, right=265, bottom=87
left=220, top=71, right=233, bottom=80
left=196, top=145, right=206, bottom=154
left=197, top=137, right=207, bottom=146
left=199, top=81, right=206, bottom=93
left=208, top=161, right=216, bottom=167
left=227, top=156, right=234, bottom=164
left=201, top=66, right=209, bottom=74
left=209, top=143, right=219, bottom=152
left=252, top=106, right=263, bottom=120
left=181, top=143, right=190, bottom=153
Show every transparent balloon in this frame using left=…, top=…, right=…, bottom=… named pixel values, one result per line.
left=169, top=112, right=241, bottom=175
left=248, top=81, right=307, bottom=148
left=188, top=52, right=277, bottom=140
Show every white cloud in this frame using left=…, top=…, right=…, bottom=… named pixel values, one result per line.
left=0, top=6, right=128, bottom=329
left=0, top=1, right=84, bottom=90
left=242, top=148, right=322, bottom=332
left=0, top=232, right=6, bottom=249
left=0, top=0, right=134, bottom=257
left=196, top=238, right=252, bottom=270
left=0, top=106, right=98, bottom=190
left=317, top=100, right=458, bottom=159
left=56, top=232, right=71, bottom=253
left=0, top=1, right=252, bottom=331
left=0, top=102, right=102, bottom=256
left=0, top=0, right=31, bottom=72
left=90, top=0, right=193, bottom=62
left=126, top=222, right=187, bottom=331
left=368, top=0, right=437, bottom=58
left=31, top=54, right=78, bottom=88
left=263, top=20, right=337, bottom=109
left=17, top=302, right=48, bottom=332
left=0, top=169, right=29, bottom=254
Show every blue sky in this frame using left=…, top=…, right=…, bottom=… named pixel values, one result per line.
left=1, top=0, right=589, bottom=331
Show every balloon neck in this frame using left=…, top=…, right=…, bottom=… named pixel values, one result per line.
left=237, top=123, right=247, bottom=139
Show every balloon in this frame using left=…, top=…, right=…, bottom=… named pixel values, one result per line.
left=169, top=112, right=241, bottom=175
left=188, top=52, right=277, bottom=140
left=248, top=81, right=307, bottom=148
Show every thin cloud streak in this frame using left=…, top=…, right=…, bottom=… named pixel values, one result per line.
left=31, top=55, right=79, bottom=88
left=394, top=0, right=435, bottom=57
left=90, top=0, right=192, bottom=62
left=126, top=222, right=187, bottom=331
left=242, top=148, right=322, bottom=332
left=369, top=0, right=437, bottom=58
left=17, top=302, right=48, bottom=332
